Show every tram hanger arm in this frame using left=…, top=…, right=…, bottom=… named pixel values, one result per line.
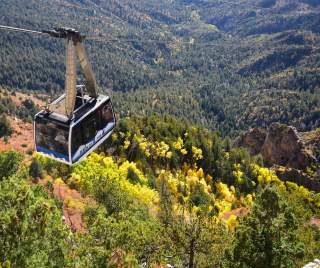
left=74, top=41, right=98, bottom=99
left=45, top=28, right=98, bottom=117
left=63, top=38, right=77, bottom=118
left=44, top=27, right=98, bottom=97
left=0, top=25, right=99, bottom=117
left=59, top=38, right=98, bottom=117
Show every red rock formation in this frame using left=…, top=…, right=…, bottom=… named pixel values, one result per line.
left=235, top=123, right=320, bottom=191
left=236, top=122, right=317, bottom=170
left=261, top=123, right=316, bottom=170
left=234, top=128, right=266, bottom=155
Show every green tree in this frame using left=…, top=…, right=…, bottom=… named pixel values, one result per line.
left=29, top=158, right=44, bottom=180
left=0, top=174, right=74, bottom=267
left=231, top=185, right=305, bottom=268
left=157, top=175, right=231, bottom=268
left=85, top=209, right=166, bottom=266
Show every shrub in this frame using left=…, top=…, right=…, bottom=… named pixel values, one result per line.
left=0, top=151, right=23, bottom=180
left=0, top=115, right=13, bottom=138
left=29, top=158, right=44, bottom=179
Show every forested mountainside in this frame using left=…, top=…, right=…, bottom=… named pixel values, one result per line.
left=0, top=0, right=320, bottom=135
left=0, top=114, right=320, bottom=267
left=0, top=2, right=320, bottom=265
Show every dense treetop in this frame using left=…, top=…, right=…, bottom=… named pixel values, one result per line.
left=1, top=116, right=320, bottom=267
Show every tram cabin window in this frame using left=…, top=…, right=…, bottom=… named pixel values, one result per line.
left=70, top=99, right=115, bottom=163
left=35, top=118, right=69, bottom=159
left=101, top=101, right=114, bottom=124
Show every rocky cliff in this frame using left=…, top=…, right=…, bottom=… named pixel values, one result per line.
left=302, top=128, right=320, bottom=162
left=235, top=123, right=320, bottom=191
left=236, top=122, right=317, bottom=169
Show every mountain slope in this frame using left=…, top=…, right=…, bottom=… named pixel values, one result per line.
left=0, top=0, right=320, bottom=135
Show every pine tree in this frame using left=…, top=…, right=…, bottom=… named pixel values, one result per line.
left=231, top=185, right=305, bottom=268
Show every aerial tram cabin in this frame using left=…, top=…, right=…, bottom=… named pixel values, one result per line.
left=31, top=27, right=116, bottom=165
left=34, top=87, right=115, bottom=165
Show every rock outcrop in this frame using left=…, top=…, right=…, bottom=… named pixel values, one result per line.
left=234, top=128, right=267, bottom=155
left=236, top=123, right=320, bottom=191
left=302, top=128, right=320, bottom=162
left=236, top=122, right=317, bottom=170
left=261, top=123, right=316, bottom=169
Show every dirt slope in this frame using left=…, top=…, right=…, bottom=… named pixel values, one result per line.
left=0, top=116, right=34, bottom=153
left=0, top=90, right=46, bottom=153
